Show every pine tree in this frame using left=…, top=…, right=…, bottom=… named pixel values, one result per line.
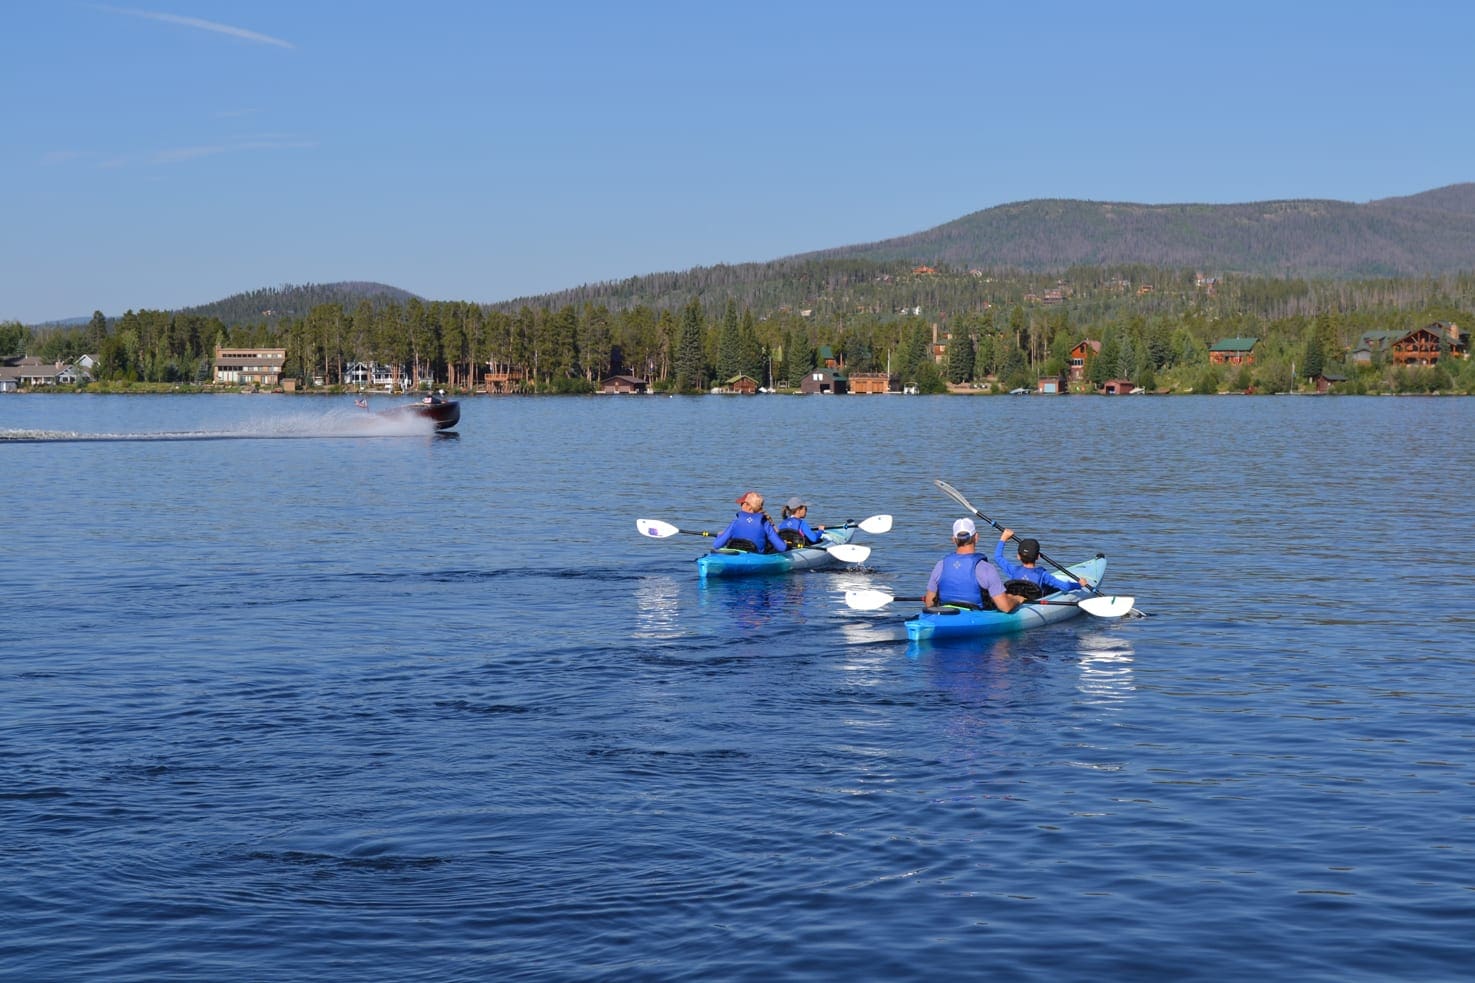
left=86, top=311, right=108, bottom=351
left=673, top=298, right=707, bottom=392
left=716, top=299, right=741, bottom=382
left=946, top=328, right=974, bottom=383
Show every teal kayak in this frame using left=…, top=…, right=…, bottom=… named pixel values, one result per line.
left=904, top=555, right=1108, bottom=641
left=697, top=526, right=859, bottom=579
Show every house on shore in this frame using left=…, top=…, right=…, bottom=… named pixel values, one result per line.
left=214, top=348, right=286, bottom=387
left=719, top=375, right=761, bottom=394
left=800, top=369, right=848, bottom=394
left=1352, top=322, right=1468, bottom=367
left=1209, top=338, right=1258, bottom=365
left=485, top=368, right=526, bottom=394
left=1313, top=370, right=1348, bottom=393
left=847, top=372, right=896, bottom=394
left=1068, top=340, right=1100, bottom=381
left=600, top=374, right=649, bottom=394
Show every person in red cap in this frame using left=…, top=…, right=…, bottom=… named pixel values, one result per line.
left=711, top=491, right=788, bottom=553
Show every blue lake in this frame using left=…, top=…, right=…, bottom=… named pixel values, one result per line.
left=3, top=392, right=1473, bottom=981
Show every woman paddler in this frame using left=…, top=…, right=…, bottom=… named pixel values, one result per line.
left=711, top=491, right=789, bottom=553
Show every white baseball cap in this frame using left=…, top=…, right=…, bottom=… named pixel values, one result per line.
left=952, top=517, right=977, bottom=539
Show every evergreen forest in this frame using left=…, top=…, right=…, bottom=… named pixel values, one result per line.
left=8, top=259, right=1475, bottom=396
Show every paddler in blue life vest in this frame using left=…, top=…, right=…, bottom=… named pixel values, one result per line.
left=777, top=497, right=826, bottom=547
left=994, top=528, right=1091, bottom=595
left=712, top=491, right=789, bottom=553
left=923, top=518, right=1024, bottom=611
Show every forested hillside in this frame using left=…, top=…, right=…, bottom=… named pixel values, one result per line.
left=179, top=281, right=419, bottom=325
left=804, top=184, right=1475, bottom=278
left=14, top=262, right=1475, bottom=397
left=9, top=187, right=1475, bottom=396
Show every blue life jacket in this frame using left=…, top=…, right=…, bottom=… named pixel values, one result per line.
left=716, top=510, right=785, bottom=553
left=936, top=553, right=987, bottom=607
left=994, top=541, right=1073, bottom=595
left=778, top=516, right=822, bottom=546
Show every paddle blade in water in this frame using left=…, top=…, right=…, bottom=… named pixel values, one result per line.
left=827, top=543, right=870, bottom=564
left=843, top=588, right=895, bottom=611
left=1079, top=595, right=1135, bottom=618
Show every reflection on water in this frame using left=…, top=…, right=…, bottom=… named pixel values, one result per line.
left=695, top=572, right=815, bottom=632
left=8, top=394, right=1475, bottom=982
left=1075, top=631, right=1137, bottom=706
left=632, top=574, right=684, bottom=639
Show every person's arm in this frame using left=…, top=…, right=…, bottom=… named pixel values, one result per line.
left=764, top=518, right=789, bottom=552
left=923, top=560, right=943, bottom=606
left=978, top=562, right=1022, bottom=613
left=992, top=534, right=1028, bottom=580
left=802, top=519, right=824, bottom=544
left=1047, top=569, right=1091, bottom=592
left=711, top=518, right=735, bottom=550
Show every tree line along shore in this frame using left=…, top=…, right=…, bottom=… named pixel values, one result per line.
left=6, top=263, right=1475, bottom=395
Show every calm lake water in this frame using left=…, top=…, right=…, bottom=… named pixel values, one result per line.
left=4, top=392, right=1473, bottom=981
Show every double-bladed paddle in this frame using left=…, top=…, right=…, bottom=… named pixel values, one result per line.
left=636, top=516, right=880, bottom=564
left=932, top=479, right=1142, bottom=617
left=842, top=588, right=1136, bottom=617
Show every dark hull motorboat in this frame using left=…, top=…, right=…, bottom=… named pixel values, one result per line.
left=378, top=396, right=460, bottom=430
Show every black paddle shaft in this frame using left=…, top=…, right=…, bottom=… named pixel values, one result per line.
left=933, top=479, right=1103, bottom=590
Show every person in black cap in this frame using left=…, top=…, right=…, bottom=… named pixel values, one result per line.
left=994, top=527, right=1091, bottom=595
left=777, top=496, right=826, bottom=547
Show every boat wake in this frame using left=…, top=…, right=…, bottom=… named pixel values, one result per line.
left=1, top=409, right=442, bottom=443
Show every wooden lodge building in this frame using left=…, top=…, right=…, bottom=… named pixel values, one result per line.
left=485, top=368, right=526, bottom=393
left=800, top=369, right=848, bottom=394
left=1209, top=337, right=1258, bottom=365
left=720, top=375, right=761, bottom=394
left=1068, top=340, right=1100, bottom=381
left=600, top=375, right=649, bottom=394
left=847, top=372, right=896, bottom=394
left=1352, top=322, right=1468, bottom=367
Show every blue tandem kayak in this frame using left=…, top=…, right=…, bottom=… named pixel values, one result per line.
left=905, top=555, right=1108, bottom=641
left=697, top=526, right=859, bottom=579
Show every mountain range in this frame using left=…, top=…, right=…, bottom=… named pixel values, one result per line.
left=801, top=183, right=1475, bottom=278
left=70, top=183, right=1475, bottom=326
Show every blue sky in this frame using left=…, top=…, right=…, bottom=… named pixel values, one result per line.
left=5, top=1, right=1473, bottom=324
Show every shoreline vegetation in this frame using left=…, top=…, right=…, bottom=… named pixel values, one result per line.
left=6, top=382, right=1470, bottom=397
left=6, top=260, right=1475, bottom=396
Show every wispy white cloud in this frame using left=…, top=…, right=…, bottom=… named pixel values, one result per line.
left=42, top=150, right=96, bottom=165
left=152, top=144, right=228, bottom=163
left=42, top=139, right=314, bottom=168
left=150, top=139, right=316, bottom=164
left=95, top=5, right=294, bottom=49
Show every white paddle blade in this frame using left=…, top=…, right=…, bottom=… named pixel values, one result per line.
left=933, top=479, right=977, bottom=515
left=843, top=588, right=895, bottom=611
left=1079, top=595, right=1135, bottom=618
left=827, top=543, right=870, bottom=564
left=636, top=518, right=681, bottom=539
left=858, top=514, right=893, bottom=534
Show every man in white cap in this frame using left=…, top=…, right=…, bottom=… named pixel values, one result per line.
left=922, top=517, right=1024, bottom=612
